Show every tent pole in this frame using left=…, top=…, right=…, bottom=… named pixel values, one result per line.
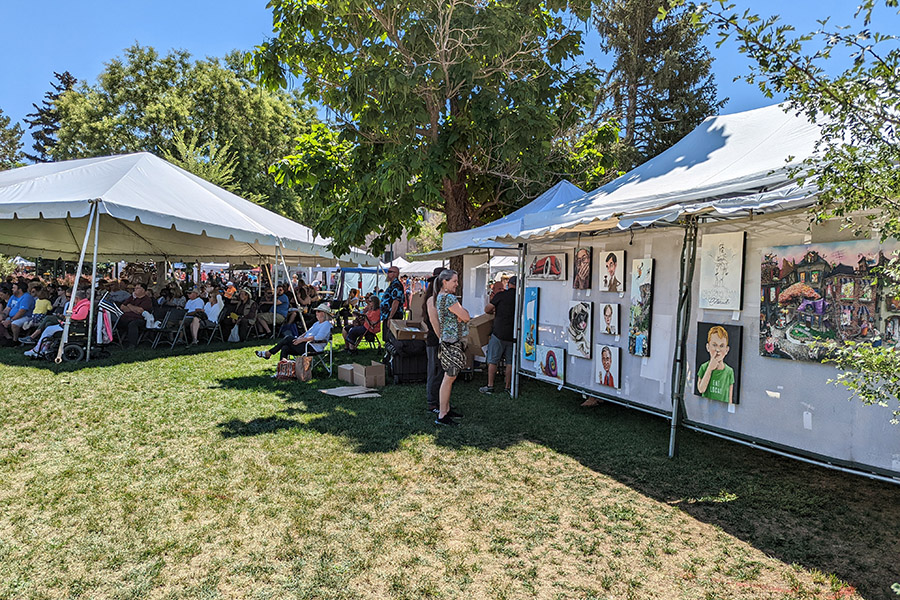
left=511, top=243, right=526, bottom=399
left=86, top=204, right=101, bottom=362
left=56, top=201, right=97, bottom=364
left=668, top=217, right=699, bottom=458
left=277, top=241, right=307, bottom=334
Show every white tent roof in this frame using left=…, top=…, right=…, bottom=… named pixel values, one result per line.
left=418, top=180, right=586, bottom=260
left=0, top=153, right=377, bottom=265
left=488, top=104, right=822, bottom=242
left=398, top=258, right=447, bottom=276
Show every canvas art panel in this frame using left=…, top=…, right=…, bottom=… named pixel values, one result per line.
left=698, top=232, right=746, bottom=310
left=522, top=287, right=539, bottom=361
left=628, top=258, right=654, bottom=356
left=759, top=240, right=899, bottom=361
left=567, top=301, right=592, bottom=358
left=535, top=345, right=565, bottom=384
left=527, top=252, right=568, bottom=281
left=599, top=250, right=626, bottom=292
left=694, top=322, right=743, bottom=404
left=595, top=344, right=621, bottom=389
left=599, top=303, right=619, bottom=336
left=573, top=247, right=592, bottom=289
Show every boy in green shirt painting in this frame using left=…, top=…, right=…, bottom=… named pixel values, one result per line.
left=697, top=325, right=734, bottom=404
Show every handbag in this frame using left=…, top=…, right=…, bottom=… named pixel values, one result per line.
left=296, top=355, right=314, bottom=381
left=276, top=359, right=296, bottom=380
left=227, top=326, right=240, bottom=342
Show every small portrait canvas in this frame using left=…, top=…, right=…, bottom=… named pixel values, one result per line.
left=600, top=250, right=625, bottom=292
left=594, top=344, right=621, bottom=389
left=694, top=322, right=743, bottom=404
left=573, top=247, right=593, bottom=289
left=599, top=303, right=619, bottom=336
left=535, top=345, right=565, bottom=384
left=567, top=301, right=592, bottom=358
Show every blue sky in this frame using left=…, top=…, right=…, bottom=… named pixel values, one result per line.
left=0, top=0, right=888, bottom=152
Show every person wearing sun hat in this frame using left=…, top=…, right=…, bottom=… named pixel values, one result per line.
left=256, top=302, right=334, bottom=360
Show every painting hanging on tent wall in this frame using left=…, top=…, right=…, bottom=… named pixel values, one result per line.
left=694, top=322, right=743, bottom=404
left=535, top=344, right=565, bottom=384
left=567, top=301, right=592, bottom=358
left=573, top=247, right=592, bottom=289
left=599, top=303, right=619, bottom=336
left=595, top=344, right=621, bottom=389
left=698, top=232, right=745, bottom=311
left=600, top=251, right=626, bottom=292
left=522, top=287, right=539, bottom=361
left=526, top=252, right=568, bottom=281
left=628, top=258, right=654, bottom=357
left=759, top=239, right=900, bottom=361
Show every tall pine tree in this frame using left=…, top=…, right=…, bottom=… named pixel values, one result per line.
left=0, top=108, right=25, bottom=171
left=593, top=0, right=726, bottom=170
left=23, top=71, right=77, bottom=163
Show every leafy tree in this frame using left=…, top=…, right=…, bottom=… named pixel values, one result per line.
left=161, top=129, right=263, bottom=202
left=253, top=0, right=611, bottom=256
left=0, top=108, right=25, bottom=171
left=594, top=0, right=726, bottom=170
left=23, top=71, right=77, bottom=163
left=53, top=45, right=318, bottom=219
left=664, top=0, right=900, bottom=432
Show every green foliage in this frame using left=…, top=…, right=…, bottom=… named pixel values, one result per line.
left=53, top=44, right=318, bottom=219
left=0, top=254, right=17, bottom=278
left=595, top=0, right=726, bottom=170
left=824, top=342, right=900, bottom=424
left=22, top=71, right=77, bottom=163
left=664, top=0, right=900, bottom=431
left=253, top=0, right=613, bottom=255
left=0, top=108, right=25, bottom=171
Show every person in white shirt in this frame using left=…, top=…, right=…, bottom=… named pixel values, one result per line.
left=183, top=288, right=206, bottom=345
left=187, top=288, right=224, bottom=345
left=255, top=303, right=333, bottom=360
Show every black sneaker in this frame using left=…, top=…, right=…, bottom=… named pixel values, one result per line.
left=434, top=414, right=457, bottom=426
left=446, top=409, right=464, bottom=419
left=427, top=406, right=439, bottom=413
left=479, top=386, right=494, bottom=394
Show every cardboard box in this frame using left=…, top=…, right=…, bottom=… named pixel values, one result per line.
left=389, top=319, right=428, bottom=341
left=352, top=361, right=386, bottom=388
left=466, top=312, right=494, bottom=350
left=408, top=291, right=425, bottom=322
left=337, top=364, right=355, bottom=384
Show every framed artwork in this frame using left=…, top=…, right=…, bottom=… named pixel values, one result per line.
left=535, top=345, right=565, bottom=384
left=759, top=239, right=898, bottom=361
left=599, top=303, right=619, bottom=336
left=527, top=252, right=568, bottom=281
left=600, top=250, right=625, bottom=292
left=694, top=322, right=743, bottom=404
left=698, top=232, right=746, bottom=310
left=567, top=301, right=592, bottom=358
left=573, top=247, right=593, bottom=289
left=522, top=287, right=539, bottom=361
left=628, top=258, right=654, bottom=357
left=595, top=344, right=621, bottom=390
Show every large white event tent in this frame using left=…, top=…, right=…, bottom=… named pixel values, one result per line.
left=0, top=153, right=377, bottom=360
left=463, top=104, right=899, bottom=482
left=0, top=153, right=376, bottom=266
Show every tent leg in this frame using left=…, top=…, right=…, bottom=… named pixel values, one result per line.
left=511, top=243, right=526, bottom=399
left=277, top=242, right=307, bottom=334
left=86, top=205, right=101, bottom=362
left=56, top=202, right=97, bottom=364
left=669, top=218, right=699, bottom=458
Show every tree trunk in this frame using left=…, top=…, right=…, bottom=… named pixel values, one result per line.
left=442, top=174, right=468, bottom=297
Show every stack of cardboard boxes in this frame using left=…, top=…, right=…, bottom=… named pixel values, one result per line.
left=337, top=361, right=386, bottom=387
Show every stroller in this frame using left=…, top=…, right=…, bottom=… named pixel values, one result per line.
left=32, top=293, right=118, bottom=362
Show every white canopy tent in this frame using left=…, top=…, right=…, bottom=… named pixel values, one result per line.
left=0, top=153, right=377, bottom=265
left=489, top=104, right=822, bottom=243
left=0, top=153, right=377, bottom=361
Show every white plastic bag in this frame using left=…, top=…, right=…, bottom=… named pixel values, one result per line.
left=227, top=326, right=240, bottom=343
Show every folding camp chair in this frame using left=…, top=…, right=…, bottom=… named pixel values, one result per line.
left=306, top=335, right=334, bottom=377
left=149, top=308, right=186, bottom=349
left=202, top=309, right=228, bottom=345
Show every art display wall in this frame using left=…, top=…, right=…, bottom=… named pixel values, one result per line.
left=516, top=217, right=899, bottom=477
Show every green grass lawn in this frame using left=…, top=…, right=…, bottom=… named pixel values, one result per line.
left=0, top=336, right=897, bottom=599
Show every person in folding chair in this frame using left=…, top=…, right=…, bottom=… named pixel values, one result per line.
left=255, top=302, right=333, bottom=361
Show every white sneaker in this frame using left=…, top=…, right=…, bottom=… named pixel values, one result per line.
left=23, top=349, right=38, bottom=358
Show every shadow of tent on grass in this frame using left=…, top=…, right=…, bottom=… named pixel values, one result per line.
left=213, top=370, right=900, bottom=600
